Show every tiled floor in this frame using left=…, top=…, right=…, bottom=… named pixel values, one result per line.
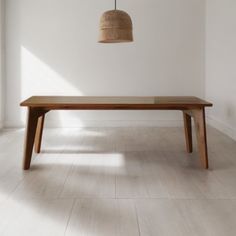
left=0, top=127, right=236, bottom=235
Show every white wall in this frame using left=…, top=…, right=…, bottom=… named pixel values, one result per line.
left=5, top=0, right=205, bottom=128
left=0, top=0, right=4, bottom=129
left=206, top=0, right=236, bottom=140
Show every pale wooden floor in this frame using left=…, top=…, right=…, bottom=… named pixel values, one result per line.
left=0, top=126, right=236, bottom=236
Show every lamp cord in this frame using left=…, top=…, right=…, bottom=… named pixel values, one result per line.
left=115, top=0, right=117, bottom=10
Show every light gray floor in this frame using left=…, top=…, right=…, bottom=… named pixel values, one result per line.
left=0, top=126, right=236, bottom=235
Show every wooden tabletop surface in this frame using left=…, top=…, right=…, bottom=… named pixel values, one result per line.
left=20, top=96, right=213, bottom=110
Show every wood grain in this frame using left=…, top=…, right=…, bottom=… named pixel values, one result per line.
left=20, top=96, right=213, bottom=110
left=193, top=109, right=209, bottom=169
left=23, top=108, right=40, bottom=170
left=23, top=108, right=48, bottom=170
left=34, top=114, right=45, bottom=154
left=183, top=112, right=193, bottom=153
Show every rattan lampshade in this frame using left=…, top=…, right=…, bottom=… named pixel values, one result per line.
left=98, top=10, right=133, bottom=43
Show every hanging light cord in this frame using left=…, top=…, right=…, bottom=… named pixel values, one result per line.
left=115, top=0, right=117, bottom=10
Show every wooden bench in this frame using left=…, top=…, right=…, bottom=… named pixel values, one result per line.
left=20, top=96, right=213, bottom=170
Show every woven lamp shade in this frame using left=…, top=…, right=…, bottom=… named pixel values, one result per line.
left=99, top=10, right=133, bottom=43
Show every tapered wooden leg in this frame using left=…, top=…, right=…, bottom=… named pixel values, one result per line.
left=183, top=112, right=193, bottom=153
left=34, top=115, right=45, bottom=153
left=23, top=108, right=39, bottom=170
left=193, top=108, right=209, bottom=169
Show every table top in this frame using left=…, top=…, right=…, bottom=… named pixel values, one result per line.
left=20, top=96, right=213, bottom=110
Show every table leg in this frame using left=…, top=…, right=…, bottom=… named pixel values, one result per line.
left=34, top=114, right=45, bottom=154
left=183, top=112, right=193, bottom=153
left=192, top=108, right=209, bottom=169
left=23, top=108, right=39, bottom=170
left=23, top=108, right=48, bottom=170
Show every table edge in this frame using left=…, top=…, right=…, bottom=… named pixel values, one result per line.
left=20, top=96, right=213, bottom=108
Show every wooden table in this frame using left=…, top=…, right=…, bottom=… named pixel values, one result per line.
left=20, top=96, right=213, bottom=170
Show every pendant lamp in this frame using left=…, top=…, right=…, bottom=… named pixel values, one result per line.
left=98, top=0, right=133, bottom=43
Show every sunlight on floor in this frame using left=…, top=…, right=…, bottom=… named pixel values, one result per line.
left=73, top=153, right=125, bottom=167
left=36, top=153, right=125, bottom=168
left=1, top=127, right=236, bottom=235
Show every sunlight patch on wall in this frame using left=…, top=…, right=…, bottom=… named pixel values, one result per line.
left=21, top=47, right=82, bottom=97
left=20, top=47, right=83, bottom=125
